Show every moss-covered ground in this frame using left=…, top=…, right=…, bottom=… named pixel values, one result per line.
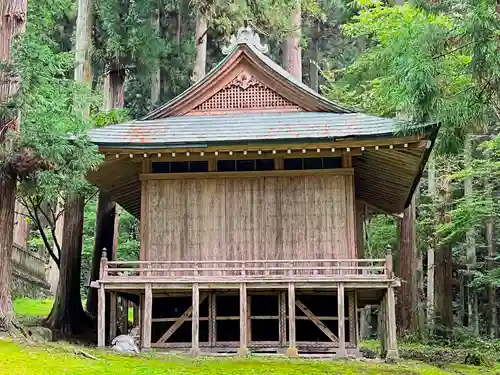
left=5, top=298, right=498, bottom=375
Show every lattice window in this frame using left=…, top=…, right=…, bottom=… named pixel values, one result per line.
left=192, top=72, right=301, bottom=112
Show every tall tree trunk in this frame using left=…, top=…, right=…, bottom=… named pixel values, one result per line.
left=309, top=22, right=319, bottom=92
left=0, top=176, right=16, bottom=329
left=150, top=8, right=161, bottom=108
left=464, top=135, right=478, bottom=334
left=46, top=0, right=93, bottom=334
left=486, top=178, right=497, bottom=338
left=46, top=195, right=89, bottom=333
left=0, top=0, right=28, bottom=330
left=434, top=169, right=453, bottom=334
left=86, top=68, right=124, bottom=316
left=192, top=8, right=207, bottom=82
left=427, top=152, right=436, bottom=332
left=398, top=197, right=419, bottom=335
left=283, top=0, right=302, bottom=81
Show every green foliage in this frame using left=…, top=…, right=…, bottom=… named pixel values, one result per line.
left=11, top=0, right=102, bottom=204
left=365, top=215, right=398, bottom=258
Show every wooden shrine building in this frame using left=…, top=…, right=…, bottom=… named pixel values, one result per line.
left=88, top=27, right=437, bottom=358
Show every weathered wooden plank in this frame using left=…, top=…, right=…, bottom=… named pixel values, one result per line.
left=239, top=283, right=248, bottom=356
left=97, top=284, right=106, bottom=348
left=156, top=293, right=208, bottom=343
left=279, top=292, right=286, bottom=346
left=295, top=300, right=338, bottom=342
left=247, top=295, right=252, bottom=343
left=191, top=283, right=200, bottom=355
left=337, top=283, right=347, bottom=358
left=348, top=292, right=356, bottom=347
left=287, top=283, right=297, bottom=356
left=142, top=284, right=152, bottom=349
left=209, top=292, right=216, bottom=347
left=385, top=286, right=399, bottom=359
left=109, top=292, right=117, bottom=340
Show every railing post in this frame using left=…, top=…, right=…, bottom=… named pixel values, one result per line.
left=241, top=261, right=246, bottom=278
left=99, top=248, right=108, bottom=280
left=385, top=245, right=393, bottom=278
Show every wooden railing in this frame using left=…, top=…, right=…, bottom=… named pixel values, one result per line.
left=99, top=250, right=394, bottom=283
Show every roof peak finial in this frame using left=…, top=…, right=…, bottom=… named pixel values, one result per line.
left=221, top=25, right=269, bottom=55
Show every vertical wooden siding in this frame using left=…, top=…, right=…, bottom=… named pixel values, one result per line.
left=143, top=174, right=355, bottom=261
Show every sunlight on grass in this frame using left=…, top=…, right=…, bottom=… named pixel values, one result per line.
left=2, top=340, right=498, bottom=375
left=13, top=298, right=54, bottom=317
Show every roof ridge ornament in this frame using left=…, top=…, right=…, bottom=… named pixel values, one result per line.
left=221, top=25, right=269, bottom=55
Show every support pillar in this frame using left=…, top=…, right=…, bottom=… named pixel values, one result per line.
left=385, top=286, right=399, bottom=359
left=208, top=292, right=216, bottom=347
left=109, top=291, right=117, bottom=341
left=191, top=283, right=200, bottom=356
left=238, top=283, right=249, bottom=356
left=142, top=284, right=152, bottom=350
left=279, top=291, right=287, bottom=347
left=120, top=297, right=129, bottom=334
left=97, top=284, right=106, bottom=348
left=287, top=282, right=298, bottom=356
left=337, top=283, right=347, bottom=358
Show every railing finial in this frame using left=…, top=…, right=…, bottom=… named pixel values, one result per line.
left=102, top=247, right=108, bottom=260
left=385, top=244, right=392, bottom=255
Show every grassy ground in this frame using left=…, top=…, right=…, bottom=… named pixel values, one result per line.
left=1, top=339, right=495, bottom=375
left=7, top=298, right=499, bottom=375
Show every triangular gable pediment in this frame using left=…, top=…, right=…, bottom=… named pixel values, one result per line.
left=143, top=44, right=350, bottom=120
left=186, top=65, right=303, bottom=115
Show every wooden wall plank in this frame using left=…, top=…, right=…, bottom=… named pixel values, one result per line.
left=146, top=175, right=352, bottom=262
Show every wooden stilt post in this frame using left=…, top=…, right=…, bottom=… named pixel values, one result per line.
left=139, top=293, right=145, bottom=348
left=348, top=291, right=356, bottom=348
left=133, top=302, right=139, bottom=327
left=385, top=286, right=399, bottom=359
left=120, top=297, right=129, bottom=334
left=191, top=283, right=200, bottom=356
left=239, top=283, right=249, bottom=356
left=109, top=291, right=117, bottom=341
left=208, top=292, right=216, bottom=347
left=247, top=295, right=252, bottom=344
left=337, top=283, right=347, bottom=358
left=97, top=248, right=107, bottom=348
left=287, top=282, right=298, bottom=356
left=142, top=284, right=152, bottom=350
left=279, top=291, right=287, bottom=348
left=97, top=284, right=106, bottom=348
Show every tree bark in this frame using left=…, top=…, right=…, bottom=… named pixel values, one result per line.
left=46, top=195, right=90, bottom=334
left=103, top=68, right=125, bottom=111
left=427, top=152, right=436, bottom=332
left=434, top=169, right=453, bottom=334
left=486, top=178, right=497, bottom=338
left=0, top=0, right=28, bottom=330
left=309, top=22, right=319, bottom=92
left=150, top=9, right=161, bottom=108
left=283, top=0, right=302, bottom=81
left=398, top=198, right=419, bottom=335
left=86, top=192, right=117, bottom=316
left=0, top=176, right=16, bottom=329
left=192, top=8, right=207, bottom=82
left=464, top=135, right=478, bottom=334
